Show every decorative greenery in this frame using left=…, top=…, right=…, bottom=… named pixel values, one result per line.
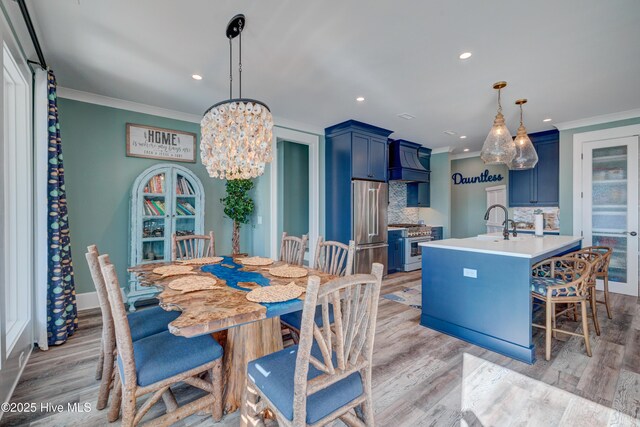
left=221, top=179, right=255, bottom=224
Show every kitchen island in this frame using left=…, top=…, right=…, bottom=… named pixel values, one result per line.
left=419, top=234, right=582, bottom=364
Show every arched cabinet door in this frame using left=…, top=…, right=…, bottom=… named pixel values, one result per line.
left=128, top=163, right=205, bottom=310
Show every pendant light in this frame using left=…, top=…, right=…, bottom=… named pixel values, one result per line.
left=508, top=99, right=538, bottom=170
left=200, top=14, right=274, bottom=180
left=480, top=81, right=516, bottom=165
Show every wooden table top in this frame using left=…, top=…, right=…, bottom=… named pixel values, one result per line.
left=128, top=256, right=336, bottom=338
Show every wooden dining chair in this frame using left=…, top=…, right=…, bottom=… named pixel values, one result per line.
left=280, top=232, right=308, bottom=266
left=172, top=231, right=215, bottom=260
left=85, top=245, right=180, bottom=414
left=581, top=245, right=613, bottom=319
left=531, top=257, right=592, bottom=361
left=567, top=249, right=604, bottom=336
left=98, top=254, right=224, bottom=426
left=281, top=238, right=355, bottom=344
left=243, top=263, right=384, bottom=427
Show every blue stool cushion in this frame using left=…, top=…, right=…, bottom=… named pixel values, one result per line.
left=530, top=276, right=576, bottom=297
left=281, top=304, right=334, bottom=331
left=247, top=344, right=363, bottom=424
left=127, top=305, right=181, bottom=342
left=118, top=330, right=223, bottom=387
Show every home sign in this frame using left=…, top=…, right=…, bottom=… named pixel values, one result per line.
left=126, top=123, right=197, bottom=163
left=452, top=169, right=504, bottom=185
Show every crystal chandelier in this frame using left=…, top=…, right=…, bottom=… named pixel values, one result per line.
left=508, top=99, right=538, bottom=170
left=480, top=81, right=516, bottom=165
left=200, top=14, right=273, bottom=180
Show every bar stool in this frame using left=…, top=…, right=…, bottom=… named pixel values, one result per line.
left=531, top=256, right=592, bottom=361
left=567, top=249, right=604, bottom=336
left=581, top=246, right=614, bottom=319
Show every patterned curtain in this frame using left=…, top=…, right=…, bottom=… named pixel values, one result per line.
left=47, top=70, right=78, bottom=346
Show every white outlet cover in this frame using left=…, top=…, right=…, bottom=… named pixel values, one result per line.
left=463, top=268, right=477, bottom=278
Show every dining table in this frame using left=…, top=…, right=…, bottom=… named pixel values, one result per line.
left=128, top=255, right=337, bottom=414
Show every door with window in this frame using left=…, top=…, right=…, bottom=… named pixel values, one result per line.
left=1, top=41, right=34, bottom=405
left=581, top=136, right=639, bottom=296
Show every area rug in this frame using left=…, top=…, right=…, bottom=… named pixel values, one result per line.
left=382, top=285, right=421, bottom=309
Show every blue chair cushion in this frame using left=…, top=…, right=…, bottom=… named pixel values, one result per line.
left=530, top=276, right=576, bottom=297
left=281, top=304, right=334, bottom=331
left=118, top=330, right=223, bottom=387
left=127, top=305, right=181, bottom=342
left=247, top=344, right=363, bottom=424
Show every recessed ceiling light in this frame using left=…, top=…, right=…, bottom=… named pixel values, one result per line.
left=463, top=148, right=470, bottom=152
left=356, top=96, right=365, bottom=102
left=543, top=118, right=552, bottom=122
left=192, top=74, right=203, bottom=80
left=460, top=135, right=467, bottom=139
left=459, top=52, right=472, bottom=60
left=444, top=130, right=457, bottom=136
left=397, top=113, right=415, bottom=120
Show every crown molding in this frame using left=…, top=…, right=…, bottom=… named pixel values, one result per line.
left=431, top=146, right=453, bottom=154
left=57, top=87, right=203, bottom=123
left=56, top=86, right=326, bottom=135
left=450, top=150, right=481, bottom=160
left=554, top=108, right=640, bottom=131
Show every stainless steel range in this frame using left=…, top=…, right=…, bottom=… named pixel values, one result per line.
left=389, top=224, right=443, bottom=271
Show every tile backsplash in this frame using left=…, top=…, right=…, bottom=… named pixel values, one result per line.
left=512, top=207, right=560, bottom=230
left=388, top=182, right=419, bottom=224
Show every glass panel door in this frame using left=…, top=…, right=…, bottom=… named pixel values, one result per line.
left=583, top=137, right=639, bottom=296
left=174, top=173, right=197, bottom=237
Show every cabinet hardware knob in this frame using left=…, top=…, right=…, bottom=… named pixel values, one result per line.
left=629, top=231, right=638, bottom=236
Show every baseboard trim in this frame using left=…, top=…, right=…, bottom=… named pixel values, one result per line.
left=76, top=291, right=99, bottom=310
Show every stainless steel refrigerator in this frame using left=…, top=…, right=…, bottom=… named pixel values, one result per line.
left=352, top=180, right=388, bottom=274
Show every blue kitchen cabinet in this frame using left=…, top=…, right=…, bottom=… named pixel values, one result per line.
left=387, top=230, right=404, bottom=273
left=406, top=146, right=432, bottom=207
left=325, top=120, right=394, bottom=244
left=509, top=130, right=559, bottom=207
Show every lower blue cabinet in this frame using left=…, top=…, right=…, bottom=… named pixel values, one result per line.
left=388, top=230, right=404, bottom=273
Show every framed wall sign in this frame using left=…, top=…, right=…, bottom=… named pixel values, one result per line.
left=126, top=123, right=197, bottom=163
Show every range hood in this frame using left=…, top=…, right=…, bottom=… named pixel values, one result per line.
left=388, top=139, right=430, bottom=182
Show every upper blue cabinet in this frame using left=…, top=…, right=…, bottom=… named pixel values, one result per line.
left=326, top=120, right=393, bottom=182
left=509, top=130, right=559, bottom=207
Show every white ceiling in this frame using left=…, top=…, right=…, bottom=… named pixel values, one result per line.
left=14, top=0, right=640, bottom=151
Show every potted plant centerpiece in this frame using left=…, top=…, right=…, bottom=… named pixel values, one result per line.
left=220, top=179, right=255, bottom=255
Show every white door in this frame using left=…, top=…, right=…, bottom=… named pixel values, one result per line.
left=486, top=185, right=507, bottom=234
left=581, top=136, right=639, bottom=296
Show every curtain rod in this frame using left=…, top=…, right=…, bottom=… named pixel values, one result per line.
left=15, top=0, right=47, bottom=70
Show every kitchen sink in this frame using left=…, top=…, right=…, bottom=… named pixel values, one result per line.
left=474, top=234, right=527, bottom=242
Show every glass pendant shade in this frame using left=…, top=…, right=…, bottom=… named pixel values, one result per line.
left=480, top=111, right=516, bottom=164
left=508, top=124, right=538, bottom=170
left=200, top=99, right=273, bottom=180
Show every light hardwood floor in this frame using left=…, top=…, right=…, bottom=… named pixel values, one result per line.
left=2, top=271, right=639, bottom=426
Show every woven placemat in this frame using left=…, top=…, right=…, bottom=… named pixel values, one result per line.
left=268, top=265, right=308, bottom=278
left=168, top=276, right=220, bottom=293
left=246, top=282, right=305, bottom=303
left=180, top=256, right=224, bottom=265
left=161, top=271, right=198, bottom=278
left=236, top=256, right=275, bottom=266
left=153, top=265, right=193, bottom=276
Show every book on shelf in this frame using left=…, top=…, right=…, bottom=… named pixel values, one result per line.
left=143, top=199, right=165, bottom=216
left=176, top=200, right=196, bottom=216
left=175, top=176, right=195, bottom=195
left=144, top=174, right=165, bottom=193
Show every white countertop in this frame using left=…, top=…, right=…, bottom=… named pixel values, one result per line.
left=419, top=233, right=582, bottom=258
left=388, top=227, right=407, bottom=231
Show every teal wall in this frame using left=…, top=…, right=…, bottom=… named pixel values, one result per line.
left=559, top=117, right=640, bottom=235
left=279, top=141, right=309, bottom=238
left=419, top=152, right=451, bottom=238
left=58, top=98, right=248, bottom=294
left=450, top=156, right=509, bottom=238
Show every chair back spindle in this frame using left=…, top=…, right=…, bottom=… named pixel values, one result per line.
left=313, top=237, right=355, bottom=277
left=292, top=263, right=383, bottom=425
left=98, top=254, right=138, bottom=388
left=280, top=232, right=308, bottom=265
left=172, top=231, right=215, bottom=260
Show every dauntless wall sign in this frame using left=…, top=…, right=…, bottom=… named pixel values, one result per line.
left=126, top=123, right=197, bottom=163
left=451, top=169, right=504, bottom=185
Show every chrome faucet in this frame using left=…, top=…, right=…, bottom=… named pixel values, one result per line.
left=484, top=204, right=510, bottom=240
